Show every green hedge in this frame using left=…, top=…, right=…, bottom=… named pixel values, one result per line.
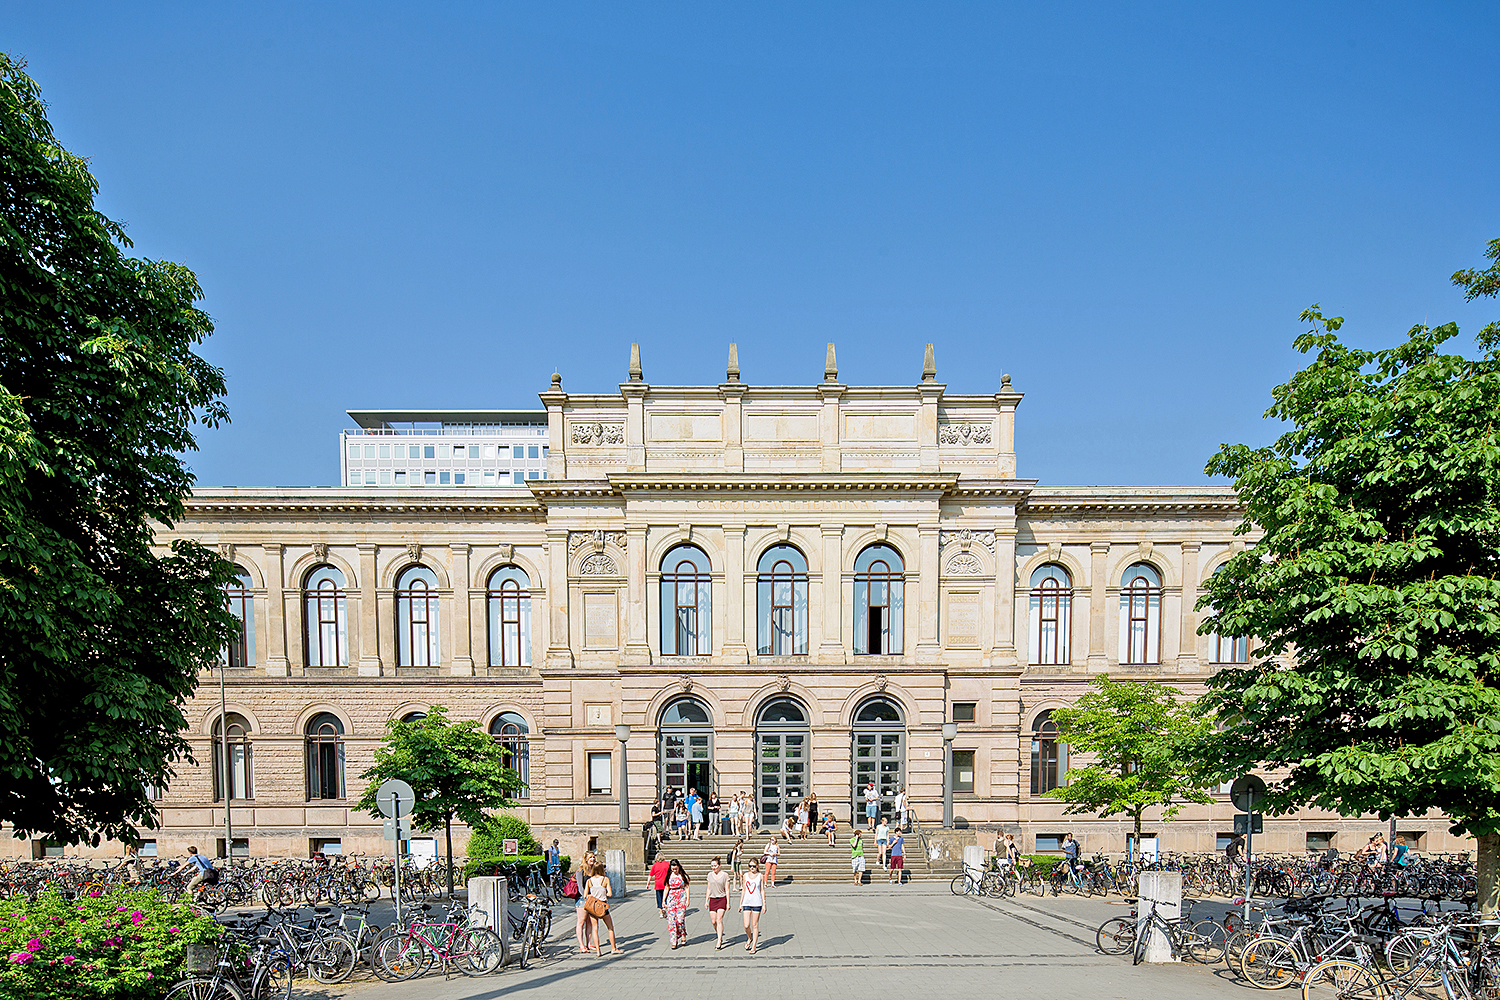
left=0, top=888, right=220, bottom=999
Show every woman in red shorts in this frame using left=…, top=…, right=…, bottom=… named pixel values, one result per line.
left=705, top=856, right=731, bottom=949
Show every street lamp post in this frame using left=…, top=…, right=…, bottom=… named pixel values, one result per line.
left=218, top=661, right=233, bottom=858
left=942, top=722, right=958, bottom=829
left=615, top=724, right=632, bottom=831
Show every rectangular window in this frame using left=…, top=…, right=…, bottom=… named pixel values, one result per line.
left=365, top=471, right=378, bottom=485
left=483, top=445, right=496, bottom=459
left=43, top=841, right=64, bottom=858
left=423, top=445, right=435, bottom=459
left=513, top=471, right=525, bottom=485
left=526, top=471, right=539, bottom=480
left=311, top=838, right=343, bottom=856
left=454, top=445, right=465, bottom=456
left=409, top=445, right=421, bottom=459
left=380, top=470, right=391, bottom=485
left=348, top=444, right=358, bottom=460
left=542, top=446, right=549, bottom=458
left=454, top=473, right=465, bottom=485
left=440, top=472, right=450, bottom=484
left=513, top=446, right=525, bottom=459
left=587, top=751, right=612, bottom=795
left=216, top=837, right=249, bottom=858
left=363, top=445, right=375, bottom=458
left=952, top=702, right=976, bottom=723
left=1035, top=835, right=1064, bottom=853
left=468, top=445, right=479, bottom=458
left=378, top=444, right=390, bottom=458
left=953, top=749, right=975, bottom=793
left=395, top=471, right=406, bottom=485
left=425, top=471, right=436, bottom=485
left=528, top=446, right=539, bottom=459
left=483, top=471, right=495, bottom=485
left=1216, top=832, right=1237, bottom=851
left=1395, top=831, right=1424, bottom=851
left=1306, top=832, right=1334, bottom=852
left=139, top=840, right=157, bottom=857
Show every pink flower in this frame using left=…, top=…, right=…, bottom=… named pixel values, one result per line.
left=9, top=953, right=32, bottom=965
left=167, top=928, right=179, bottom=934
left=130, top=911, right=145, bottom=925
left=62, top=955, right=76, bottom=966
left=146, top=972, right=153, bottom=980
left=24, top=939, right=41, bottom=952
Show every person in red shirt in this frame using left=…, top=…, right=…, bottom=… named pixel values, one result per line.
left=650, top=855, right=672, bottom=919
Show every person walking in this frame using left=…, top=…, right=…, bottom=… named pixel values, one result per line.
left=850, top=828, right=866, bottom=885
left=584, top=861, right=621, bottom=955
left=805, top=793, right=818, bottom=839
left=675, top=801, right=690, bottom=840
left=875, top=817, right=890, bottom=867
left=863, top=781, right=879, bottom=830
left=545, top=839, right=562, bottom=879
left=888, top=829, right=905, bottom=884
left=763, top=833, right=780, bottom=888
left=651, top=853, right=671, bottom=919
left=690, top=790, right=705, bottom=840
left=663, top=859, right=692, bottom=948
left=706, top=856, right=731, bottom=949
left=574, top=850, right=598, bottom=953
left=894, top=785, right=909, bottom=831
left=707, top=791, right=722, bottom=838
left=739, top=859, right=765, bottom=954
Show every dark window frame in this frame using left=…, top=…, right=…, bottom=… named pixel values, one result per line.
left=306, top=713, right=346, bottom=801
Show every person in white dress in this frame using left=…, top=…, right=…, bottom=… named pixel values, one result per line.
left=739, top=859, right=765, bottom=954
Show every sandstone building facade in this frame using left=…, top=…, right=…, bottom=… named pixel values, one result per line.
left=6, top=346, right=1465, bottom=860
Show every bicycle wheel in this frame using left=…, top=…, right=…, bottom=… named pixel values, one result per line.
left=1096, top=917, right=1136, bottom=956
left=375, top=934, right=431, bottom=981
left=951, top=873, right=973, bottom=895
left=1383, top=929, right=1439, bottom=987
left=1302, top=958, right=1385, bottom=1000
left=165, top=978, right=246, bottom=1000
left=1186, top=919, right=1227, bottom=964
left=308, top=937, right=358, bottom=984
left=517, top=915, right=534, bottom=969
left=248, top=954, right=293, bottom=1000
left=1225, top=929, right=1258, bottom=973
left=367, top=926, right=405, bottom=982
left=1240, top=937, right=1301, bottom=988
left=457, top=927, right=505, bottom=977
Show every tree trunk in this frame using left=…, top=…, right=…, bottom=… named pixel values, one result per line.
left=1479, top=832, right=1499, bottom=920
left=445, top=813, right=455, bottom=898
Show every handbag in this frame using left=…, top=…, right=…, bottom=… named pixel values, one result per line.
left=562, top=876, right=580, bottom=900
left=584, top=895, right=608, bottom=918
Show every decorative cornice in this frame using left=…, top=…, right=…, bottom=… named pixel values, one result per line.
left=181, top=489, right=543, bottom=520
left=1020, top=488, right=1243, bottom=516
left=609, top=474, right=961, bottom=494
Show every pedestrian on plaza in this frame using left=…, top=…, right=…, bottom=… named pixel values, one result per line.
left=1001, top=833, right=1020, bottom=870
left=675, top=801, right=690, bottom=840
left=575, top=850, right=598, bottom=953
left=545, top=839, right=562, bottom=878
left=779, top=813, right=795, bottom=841
left=875, top=816, right=890, bottom=867
left=706, top=856, right=731, bottom=949
left=823, top=811, right=837, bottom=847
left=888, top=829, right=905, bottom=884
left=805, top=793, right=818, bottom=839
left=739, top=859, right=765, bottom=954
left=894, top=785, right=909, bottom=831
left=707, top=791, right=722, bottom=837
left=727, top=793, right=741, bottom=838
left=729, top=837, right=745, bottom=873
left=850, top=828, right=866, bottom=885
left=1062, top=832, right=1081, bottom=879
left=690, top=790, right=705, bottom=840
left=1391, top=836, right=1412, bottom=867
left=585, top=861, right=621, bottom=955
left=742, top=792, right=755, bottom=836
left=763, top=833, right=781, bottom=888
left=864, top=781, right=880, bottom=829
left=651, top=798, right=665, bottom=840
left=651, top=853, right=671, bottom=918
left=664, top=858, right=692, bottom=948
left=1225, top=832, right=1245, bottom=881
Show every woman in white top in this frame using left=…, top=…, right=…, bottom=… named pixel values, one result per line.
left=739, top=859, right=765, bottom=954
left=585, top=861, right=621, bottom=955
left=763, top=833, right=780, bottom=889
left=727, top=795, right=741, bottom=836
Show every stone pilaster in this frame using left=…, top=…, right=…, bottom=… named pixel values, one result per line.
left=721, top=382, right=746, bottom=473
left=545, top=529, right=574, bottom=666
left=623, top=525, right=651, bottom=663
left=916, top=524, right=941, bottom=657
left=1088, top=540, right=1110, bottom=671
left=358, top=544, right=382, bottom=676
left=450, top=543, right=474, bottom=676
left=1177, top=541, right=1201, bottom=673
left=262, top=543, right=290, bottom=677
left=993, top=514, right=1018, bottom=662
left=817, top=381, right=844, bottom=473
left=818, top=525, right=845, bottom=662
left=721, top=524, right=749, bottom=663
left=622, top=382, right=648, bottom=473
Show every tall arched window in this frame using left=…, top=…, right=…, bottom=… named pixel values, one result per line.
left=854, top=544, right=904, bottom=655
left=1030, top=710, right=1068, bottom=795
left=224, top=567, right=256, bottom=668
left=486, top=566, right=532, bottom=667
left=1119, top=563, right=1162, bottom=664
left=1207, top=565, right=1249, bottom=663
left=212, top=713, right=253, bottom=800
left=396, top=565, right=441, bottom=667
left=304, top=565, right=348, bottom=667
left=489, top=712, right=530, bottom=799
left=1029, top=564, right=1072, bottom=665
left=660, top=544, right=711, bottom=656
left=756, top=545, right=808, bottom=655
left=305, top=712, right=345, bottom=800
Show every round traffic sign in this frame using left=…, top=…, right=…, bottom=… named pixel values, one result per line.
left=1230, top=774, right=1267, bottom=813
left=376, top=778, right=416, bottom=818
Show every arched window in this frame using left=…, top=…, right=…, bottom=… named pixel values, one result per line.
left=399, top=711, right=427, bottom=723
left=489, top=712, right=530, bottom=799
left=1030, top=710, right=1068, bottom=795
left=660, top=544, right=711, bottom=656
left=1207, top=565, right=1249, bottom=663
left=305, top=712, right=345, bottom=800
left=756, top=545, right=808, bottom=656
left=224, top=567, right=256, bottom=668
left=396, top=565, right=441, bottom=667
left=1119, top=563, right=1162, bottom=664
left=1029, top=564, right=1072, bottom=665
left=304, top=565, right=348, bottom=667
left=212, top=713, right=253, bottom=801
left=486, top=566, right=532, bottom=667
left=854, top=544, right=904, bottom=655
left=658, top=697, right=713, bottom=803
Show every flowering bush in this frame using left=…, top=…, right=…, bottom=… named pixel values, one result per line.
left=0, top=888, right=219, bottom=999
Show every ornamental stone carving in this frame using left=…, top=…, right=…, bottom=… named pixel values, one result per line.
left=571, top=422, right=625, bottom=445
left=874, top=673, right=889, bottom=692
left=945, top=553, right=984, bottom=576
left=569, top=530, right=627, bottom=555
left=405, top=542, right=422, bottom=564
left=939, top=529, right=996, bottom=554
left=679, top=676, right=694, bottom=693
left=579, top=553, right=619, bottom=576
left=938, top=422, right=993, bottom=445
left=778, top=673, right=791, bottom=692
left=311, top=542, right=329, bottom=560
left=218, top=543, right=235, bottom=561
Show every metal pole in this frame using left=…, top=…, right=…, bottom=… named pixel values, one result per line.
left=219, top=663, right=232, bottom=858
left=617, top=733, right=630, bottom=831
left=942, top=736, right=954, bottom=828
left=1244, top=790, right=1255, bottom=923
left=392, top=834, right=402, bottom=929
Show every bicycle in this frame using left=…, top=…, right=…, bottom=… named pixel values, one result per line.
left=1131, top=898, right=1228, bottom=965
left=376, top=902, right=504, bottom=979
left=951, top=863, right=1007, bottom=898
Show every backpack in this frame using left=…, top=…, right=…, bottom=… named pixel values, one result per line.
left=562, top=875, right=580, bottom=899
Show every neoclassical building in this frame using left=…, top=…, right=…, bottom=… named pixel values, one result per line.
left=8, top=346, right=1464, bottom=860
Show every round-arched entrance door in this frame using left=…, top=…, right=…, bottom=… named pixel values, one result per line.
left=756, top=697, right=809, bottom=830
left=658, top=697, right=714, bottom=803
left=851, top=697, right=905, bottom=823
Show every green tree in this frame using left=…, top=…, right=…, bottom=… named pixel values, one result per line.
left=1199, top=238, right=1500, bottom=916
left=1043, top=675, right=1214, bottom=856
left=0, top=54, right=236, bottom=845
left=356, top=706, right=525, bottom=895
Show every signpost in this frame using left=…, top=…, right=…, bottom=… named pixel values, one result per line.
left=376, top=779, right=416, bottom=926
left=502, top=838, right=519, bottom=858
left=1230, top=774, right=1267, bottom=921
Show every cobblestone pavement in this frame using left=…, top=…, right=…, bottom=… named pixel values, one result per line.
left=312, top=885, right=1250, bottom=1000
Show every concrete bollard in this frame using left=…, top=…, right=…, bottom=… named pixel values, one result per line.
left=963, top=845, right=985, bottom=871
left=1136, top=870, right=1183, bottom=963
left=604, top=849, right=626, bottom=898
left=467, top=876, right=509, bottom=943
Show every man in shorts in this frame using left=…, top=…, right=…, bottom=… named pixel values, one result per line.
left=864, top=781, right=879, bottom=830
left=850, top=829, right=866, bottom=885
left=650, top=854, right=671, bottom=918
left=183, top=846, right=217, bottom=894
left=888, top=830, right=905, bottom=884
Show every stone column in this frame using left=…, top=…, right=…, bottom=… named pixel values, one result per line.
left=1177, top=542, right=1200, bottom=673
left=263, top=543, right=290, bottom=677
left=450, top=544, right=474, bottom=676
left=994, top=513, right=1018, bottom=661
left=623, top=526, right=650, bottom=662
left=819, top=525, right=844, bottom=662
left=916, top=525, right=941, bottom=657
left=358, top=544, right=382, bottom=676
left=1088, top=541, right=1110, bottom=671
left=721, top=524, right=749, bottom=663
left=545, top=529, right=573, bottom=666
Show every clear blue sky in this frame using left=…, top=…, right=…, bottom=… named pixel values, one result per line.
left=7, top=3, right=1498, bottom=488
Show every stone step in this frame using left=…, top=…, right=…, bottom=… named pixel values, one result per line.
left=624, top=833, right=947, bottom=883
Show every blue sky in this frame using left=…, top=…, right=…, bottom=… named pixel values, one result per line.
left=7, top=3, right=1498, bottom=488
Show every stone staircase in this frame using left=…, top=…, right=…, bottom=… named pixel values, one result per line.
left=628, top=833, right=948, bottom=886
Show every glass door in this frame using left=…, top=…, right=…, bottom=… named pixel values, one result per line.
left=851, top=732, right=904, bottom=822
left=758, top=731, right=806, bottom=830
left=660, top=732, right=713, bottom=800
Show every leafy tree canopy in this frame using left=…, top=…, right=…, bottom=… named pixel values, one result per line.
left=1198, top=240, right=1500, bottom=909
left=0, top=54, right=235, bottom=844
left=1044, top=675, right=1214, bottom=843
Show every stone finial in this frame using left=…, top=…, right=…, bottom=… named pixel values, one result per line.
left=628, top=343, right=643, bottom=382
left=824, top=342, right=838, bottom=382
left=1001, top=373, right=1011, bottom=390
left=727, top=343, right=740, bottom=382
left=550, top=372, right=562, bottom=389
left=922, top=343, right=937, bottom=382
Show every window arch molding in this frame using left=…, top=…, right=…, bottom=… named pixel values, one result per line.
left=1105, top=550, right=1178, bottom=591
left=378, top=555, right=450, bottom=590
left=292, top=703, right=353, bottom=737
left=645, top=530, right=721, bottom=574
left=836, top=683, right=915, bottom=728
left=388, top=702, right=431, bottom=723
left=202, top=705, right=263, bottom=737
left=838, top=528, right=914, bottom=574
left=482, top=705, right=538, bottom=734
left=225, top=558, right=266, bottom=590
left=471, top=550, right=543, bottom=591
left=285, top=550, right=358, bottom=592
left=738, top=680, right=826, bottom=728
left=643, top=686, right=723, bottom=731
left=747, top=527, right=822, bottom=574
left=1016, top=548, right=1088, bottom=590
